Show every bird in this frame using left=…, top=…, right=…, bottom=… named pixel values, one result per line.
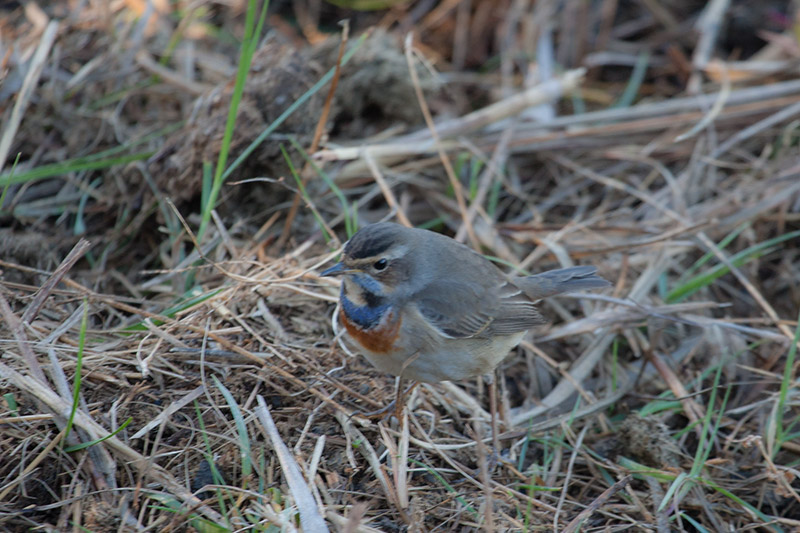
left=321, top=222, right=609, bottom=420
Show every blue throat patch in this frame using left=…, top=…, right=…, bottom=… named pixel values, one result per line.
left=341, top=286, right=389, bottom=329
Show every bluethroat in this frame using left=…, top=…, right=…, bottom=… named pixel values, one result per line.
left=322, top=222, right=610, bottom=418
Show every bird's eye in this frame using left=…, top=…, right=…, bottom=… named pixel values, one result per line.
left=373, top=258, right=388, bottom=271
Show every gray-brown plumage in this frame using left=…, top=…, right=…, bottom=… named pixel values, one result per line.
left=324, top=222, right=609, bottom=383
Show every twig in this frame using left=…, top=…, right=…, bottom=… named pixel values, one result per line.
left=474, top=419, right=494, bottom=532
left=553, top=425, right=589, bottom=529
left=0, top=426, right=67, bottom=502
left=22, top=239, right=91, bottom=324
left=256, top=395, right=329, bottom=532
left=404, top=68, right=586, bottom=142
left=562, top=475, right=632, bottom=533
left=675, top=59, right=731, bottom=142
left=453, top=126, right=513, bottom=243
left=278, top=22, right=350, bottom=248
left=130, top=386, right=206, bottom=439
left=511, top=251, right=674, bottom=426
left=377, top=416, right=410, bottom=509
left=710, top=99, right=800, bottom=159
left=404, top=32, right=479, bottom=248
left=316, top=78, right=800, bottom=167
left=135, top=50, right=210, bottom=95
left=689, top=0, right=730, bottom=93
left=0, top=289, right=47, bottom=384
left=0, top=361, right=224, bottom=523
left=335, top=412, right=411, bottom=522
left=362, top=150, right=411, bottom=227
left=0, top=21, right=59, bottom=174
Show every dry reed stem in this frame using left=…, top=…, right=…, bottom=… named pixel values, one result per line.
left=3, top=2, right=800, bottom=530
left=256, top=395, right=329, bottom=532
left=0, top=20, right=58, bottom=174
left=0, top=361, right=224, bottom=523
left=278, top=22, right=351, bottom=249
left=405, top=32, right=479, bottom=248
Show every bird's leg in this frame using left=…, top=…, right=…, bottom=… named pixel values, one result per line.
left=389, top=351, right=422, bottom=420
left=474, top=370, right=502, bottom=473
left=488, top=371, right=501, bottom=456
left=357, top=379, right=419, bottom=421
left=394, top=377, right=412, bottom=421
left=354, top=352, right=421, bottom=421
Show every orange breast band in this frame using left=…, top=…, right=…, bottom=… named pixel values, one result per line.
left=340, top=307, right=402, bottom=354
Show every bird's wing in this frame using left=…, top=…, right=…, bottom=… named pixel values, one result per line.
left=413, top=278, right=543, bottom=339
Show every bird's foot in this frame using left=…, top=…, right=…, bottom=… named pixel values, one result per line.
left=350, top=399, right=402, bottom=423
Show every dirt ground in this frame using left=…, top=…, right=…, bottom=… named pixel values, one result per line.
left=1, top=0, right=800, bottom=531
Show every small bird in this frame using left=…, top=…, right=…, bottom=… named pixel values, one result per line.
left=322, top=222, right=609, bottom=417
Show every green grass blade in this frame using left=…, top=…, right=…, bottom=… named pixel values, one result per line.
left=212, top=376, right=253, bottom=480
left=773, top=306, right=800, bottom=456
left=0, top=122, right=179, bottom=187
left=667, top=229, right=800, bottom=303
left=678, top=223, right=749, bottom=283
left=0, top=152, right=153, bottom=187
left=680, top=512, right=712, bottom=533
left=62, top=300, right=89, bottom=447
left=699, top=479, right=779, bottom=527
left=220, top=32, right=369, bottom=184
left=612, top=51, right=649, bottom=108
left=408, top=458, right=478, bottom=516
left=121, top=288, right=224, bottom=332
left=64, top=417, right=133, bottom=452
left=194, top=400, right=232, bottom=522
left=281, top=144, right=334, bottom=243
left=198, top=0, right=269, bottom=241
left=287, top=136, right=354, bottom=241
left=3, top=393, right=18, bottom=416
left=690, top=364, right=723, bottom=477
left=0, top=153, right=20, bottom=212
left=659, top=471, right=689, bottom=512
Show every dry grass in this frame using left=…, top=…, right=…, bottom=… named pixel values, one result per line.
left=1, top=0, right=800, bottom=531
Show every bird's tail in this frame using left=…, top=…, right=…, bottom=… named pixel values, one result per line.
left=516, top=266, right=610, bottom=300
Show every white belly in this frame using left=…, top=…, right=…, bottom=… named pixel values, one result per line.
left=359, top=330, right=526, bottom=383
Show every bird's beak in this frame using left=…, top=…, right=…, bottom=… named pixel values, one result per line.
left=321, top=262, right=346, bottom=277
